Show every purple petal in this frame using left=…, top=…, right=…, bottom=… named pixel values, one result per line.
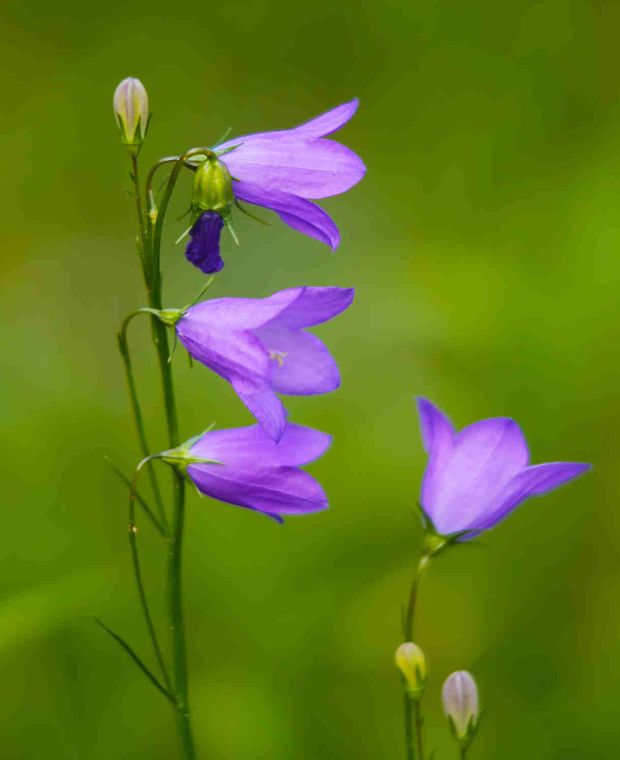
left=217, top=99, right=359, bottom=146
left=475, top=461, right=592, bottom=531
left=191, top=423, right=332, bottom=467
left=416, top=398, right=456, bottom=526
left=223, top=139, right=365, bottom=200
left=185, top=212, right=225, bottom=274
left=180, top=289, right=301, bottom=332
left=188, top=465, right=328, bottom=516
left=267, top=286, right=355, bottom=329
left=233, top=180, right=340, bottom=249
left=289, top=98, right=360, bottom=138
left=177, top=323, right=269, bottom=387
left=231, top=380, right=288, bottom=442
left=416, top=397, right=455, bottom=454
left=187, top=423, right=331, bottom=516
left=425, top=417, right=530, bottom=535
left=254, top=323, right=340, bottom=395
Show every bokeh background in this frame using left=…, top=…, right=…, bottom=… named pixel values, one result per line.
left=1, top=1, right=618, bottom=757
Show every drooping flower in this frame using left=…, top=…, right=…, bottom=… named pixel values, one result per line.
left=184, top=99, right=365, bottom=273
left=416, top=397, right=591, bottom=539
left=166, top=422, right=331, bottom=519
left=442, top=671, right=480, bottom=745
left=176, top=287, right=354, bottom=441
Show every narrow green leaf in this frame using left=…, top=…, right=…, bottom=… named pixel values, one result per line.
left=95, top=618, right=175, bottom=704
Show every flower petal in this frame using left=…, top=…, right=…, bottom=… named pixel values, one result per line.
left=185, top=211, right=225, bottom=274
left=231, top=380, right=288, bottom=442
left=426, top=417, right=530, bottom=535
left=267, top=286, right=355, bottom=329
left=416, top=397, right=455, bottom=454
left=288, top=98, right=360, bottom=138
left=234, top=180, right=340, bottom=248
left=180, top=288, right=301, bottom=332
left=187, top=423, right=331, bottom=516
left=223, top=139, right=365, bottom=199
left=191, top=423, right=332, bottom=467
left=416, top=398, right=456, bottom=527
left=217, top=99, right=359, bottom=146
left=475, top=461, right=592, bottom=531
left=188, top=464, right=328, bottom=516
left=255, top=324, right=340, bottom=395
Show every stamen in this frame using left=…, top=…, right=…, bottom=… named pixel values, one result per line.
left=269, top=350, right=288, bottom=367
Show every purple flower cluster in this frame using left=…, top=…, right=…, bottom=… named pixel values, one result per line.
left=170, top=100, right=591, bottom=531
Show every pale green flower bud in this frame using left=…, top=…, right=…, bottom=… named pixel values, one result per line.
left=442, top=670, right=479, bottom=744
left=113, top=77, right=149, bottom=150
left=395, top=642, right=427, bottom=700
left=192, top=154, right=234, bottom=215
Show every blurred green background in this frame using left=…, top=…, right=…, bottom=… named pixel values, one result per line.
left=1, top=0, right=617, bottom=757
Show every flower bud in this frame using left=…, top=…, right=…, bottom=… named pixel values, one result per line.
left=395, top=642, right=427, bottom=700
left=113, top=77, right=149, bottom=150
left=192, top=154, right=234, bottom=215
left=442, top=671, right=479, bottom=744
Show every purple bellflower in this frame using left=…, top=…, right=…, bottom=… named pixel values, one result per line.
left=185, top=99, right=365, bottom=273
left=176, top=422, right=331, bottom=520
left=176, top=286, right=354, bottom=442
left=416, top=397, right=591, bottom=539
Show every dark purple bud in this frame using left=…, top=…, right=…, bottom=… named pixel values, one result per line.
left=185, top=211, right=225, bottom=274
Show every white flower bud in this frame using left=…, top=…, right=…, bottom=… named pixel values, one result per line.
left=442, top=670, right=479, bottom=743
left=113, top=77, right=149, bottom=150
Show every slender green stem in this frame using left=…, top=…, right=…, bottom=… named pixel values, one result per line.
left=460, top=747, right=468, bottom=760
left=403, top=693, right=416, bottom=760
left=402, top=553, right=431, bottom=760
left=145, top=152, right=199, bottom=759
left=128, top=458, right=173, bottom=694
left=169, top=474, right=195, bottom=759
left=414, top=700, right=425, bottom=760
left=404, top=554, right=430, bottom=641
left=118, top=319, right=170, bottom=536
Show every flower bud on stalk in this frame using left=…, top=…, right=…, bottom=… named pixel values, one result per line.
left=192, top=154, right=235, bottom=216
left=113, top=77, right=149, bottom=152
left=442, top=670, right=480, bottom=747
left=395, top=642, right=427, bottom=701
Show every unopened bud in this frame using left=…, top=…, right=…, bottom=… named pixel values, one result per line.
left=442, top=671, right=479, bottom=745
left=113, top=77, right=149, bottom=151
left=192, top=154, right=234, bottom=215
left=395, top=642, right=427, bottom=700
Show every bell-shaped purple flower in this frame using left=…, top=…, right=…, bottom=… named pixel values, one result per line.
left=416, top=397, right=591, bottom=539
left=185, top=211, right=225, bottom=274
left=215, top=99, right=365, bottom=251
left=185, top=422, right=331, bottom=519
left=176, top=286, right=354, bottom=441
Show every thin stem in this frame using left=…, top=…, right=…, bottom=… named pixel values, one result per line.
left=169, top=473, right=195, bottom=759
left=414, top=700, right=425, bottom=760
left=402, top=553, right=431, bottom=760
left=404, top=554, right=430, bottom=640
left=131, top=154, right=147, bottom=255
left=460, top=747, right=468, bottom=760
left=128, top=457, right=173, bottom=694
left=145, top=153, right=199, bottom=759
left=403, top=693, right=416, bottom=760
left=117, top=317, right=170, bottom=536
